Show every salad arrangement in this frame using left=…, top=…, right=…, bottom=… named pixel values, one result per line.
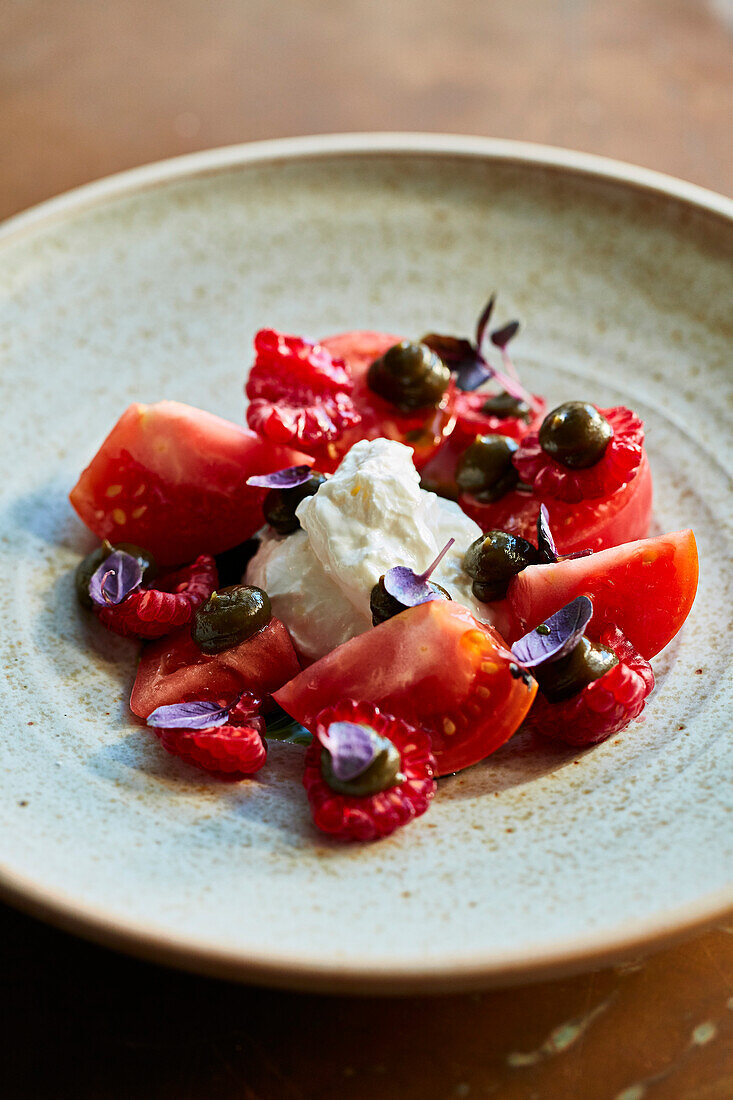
left=69, top=299, right=698, bottom=842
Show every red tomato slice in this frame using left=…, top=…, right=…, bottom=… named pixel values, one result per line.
left=274, top=601, right=537, bottom=776
left=507, top=528, right=698, bottom=659
left=130, top=619, right=301, bottom=718
left=460, top=451, right=653, bottom=556
left=320, top=331, right=456, bottom=471
left=70, top=401, right=312, bottom=565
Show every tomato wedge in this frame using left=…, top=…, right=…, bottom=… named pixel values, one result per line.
left=130, top=619, right=301, bottom=718
left=321, top=331, right=456, bottom=472
left=70, top=401, right=312, bottom=565
left=274, top=600, right=537, bottom=776
left=507, top=529, right=698, bottom=659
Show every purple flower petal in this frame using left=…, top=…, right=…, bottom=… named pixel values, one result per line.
left=320, top=720, right=377, bottom=781
left=511, top=596, right=593, bottom=668
left=146, top=699, right=235, bottom=729
left=246, top=464, right=313, bottom=489
left=88, top=550, right=143, bottom=607
left=383, top=539, right=455, bottom=607
left=537, top=503, right=559, bottom=563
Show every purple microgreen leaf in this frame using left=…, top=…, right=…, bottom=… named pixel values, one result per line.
left=511, top=596, right=593, bottom=668
left=454, top=354, right=493, bottom=392
left=537, top=503, right=559, bottom=563
left=563, top=548, right=595, bottom=560
left=383, top=539, right=455, bottom=607
left=146, top=698, right=236, bottom=730
left=490, top=320, right=520, bottom=349
left=421, top=334, right=475, bottom=368
left=319, top=721, right=377, bottom=781
left=246, top=464, right=313, bottom=489
left=475, top=293, right=496, bottom=349
left=88, top=550, right=143, bottom=607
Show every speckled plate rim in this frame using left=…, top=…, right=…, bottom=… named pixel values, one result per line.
left=1, top=133, right=731, bottom=994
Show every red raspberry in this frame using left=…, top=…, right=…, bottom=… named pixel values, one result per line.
left=246, top=329, right=361, bottom=454
left=302, top=700, right=436, bottom=842
left=96, top=555, right=218, bottom=639
left=513, top=406, right=644, bottom=503
left=526, top=625, right=655, bottom=746
left=153, top=692, right=267, bottom=779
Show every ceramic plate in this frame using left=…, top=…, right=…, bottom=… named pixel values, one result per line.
left=0, top=135, right=731, bottom=993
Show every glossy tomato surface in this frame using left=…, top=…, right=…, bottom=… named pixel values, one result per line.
left=460, top=450, right=653, bottom=556
left=508, top=528, right=698, bottom=659
left=321, top=331, right=456, bottom=472
left=130, top=618, right=301, bottom=718
left=274, top=600, right=536, bottom=776
left=70, top=401, right=312, bottom=565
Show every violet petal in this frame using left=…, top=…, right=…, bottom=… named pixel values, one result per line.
left=88, top=550, right=143, bottom=607
left=320, top=721, right=377, bottom=781
left=146, top=699, right=235, bottom=730
left=537, top=503, right=559, bottom=563
left=511, top=596, right=593, bottom=668
left=246, top=464, right=313, bottom=489
left=383, top=538, right=455, bottom=607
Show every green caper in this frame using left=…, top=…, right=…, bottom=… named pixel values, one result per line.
left=456, top=434, right=519, bottom=502
left=263, top=472, right=327, bottom=535
left=369, top=575, right=451, bottom=626
left=481, top=392, right=532, bottom=423
left=321, top=734, right=404, bottom=797
left=74, top=540, right=157, bottom=610
left=538, top=402, right=613, bottom=469
left=367, top=341, right=451, bottom=412
left=192, top=585, right=271, bottom=654
left=463, top=530, right=540, bottom=602
left=533, top=635, right=618, bottom=702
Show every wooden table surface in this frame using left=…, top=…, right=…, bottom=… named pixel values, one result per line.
left=2, top=2, right=732, bottom=1097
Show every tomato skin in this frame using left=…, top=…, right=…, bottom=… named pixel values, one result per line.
left=507, top=529, right=699, bottom=659
left=320, top=332, right=456, bottom=472
left=70, top=401, right=312, bottom=565
left=130, top=618, right=301, bottom=718
left=274, top=600, right=537, bottom=776
left=460, top=450, right=653, bottom=556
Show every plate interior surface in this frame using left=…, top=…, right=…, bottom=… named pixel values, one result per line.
left=0, top=141, right=731, bottom=989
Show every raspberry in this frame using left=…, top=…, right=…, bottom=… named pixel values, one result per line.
left=96, top=555, right=218, bottom=639
left=153, top=691, right=267, bottom=778
left=513, top=406, right=644, bottom=503
left=302, top=700, right=436, bottom=841
left=246, top=329, right=361, bottom=453
left=526, top=625, right=655, bottom=746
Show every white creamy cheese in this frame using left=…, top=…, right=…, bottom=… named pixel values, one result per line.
left=246, top=438, right=493, bottom=662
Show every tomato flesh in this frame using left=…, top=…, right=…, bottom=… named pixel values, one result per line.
left=507, top=528, right=698, bottom=659
left=460, top=450, right=653, bottom=556
left=70, top=401, right=312, bottom=565
left=321, top=332, right=456, bottom=472
left=130, top=618, right=301, bottom=718
left=274, top=600, right=537, bottom=776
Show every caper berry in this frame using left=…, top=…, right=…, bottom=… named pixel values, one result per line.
left=263, top=473, right=327, bottom=535
left=456, top=434, right=519, bottom=502
left=367, top=341, right=451, bottom=412
left=533, top=635, right=618, bottom=702
left=75, top=540, right=157, bottom=610
left=192, top=584, right=271, bottom=654
left=321, top=733, right=404, bottom=797
left=463, top=530, right=540, bottom=602
left=481, top=392, right=532, bottom=423
left=369, top=575, right=451, bottom=626
left=538, top=402, right=613, bottom=469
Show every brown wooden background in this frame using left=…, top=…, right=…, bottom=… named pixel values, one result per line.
left=2, top=2, right=732, bottom=1097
